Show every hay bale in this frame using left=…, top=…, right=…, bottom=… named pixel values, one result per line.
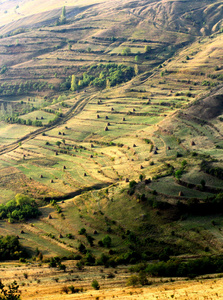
left=140, top=165, right=143, bottom=169
left=84, top=173, right=87, bottom=176
left=40, top=174, right=43, bottom=178
left=167, top=146, right=171, bottom=150
left=97, top=114, right=100, bottom=118
left=191, top=141, right=195, bottom=146
left=133, top=144, right=136, bottom=147
left=50, top=179, right=53, bottom=183
left=90, top=155, right=93, bottom=158
left=107, top=122, right=110, bottom=126
left=154, top=150, right=158, bottom=154
left=105, top=126, right=108, bottom=131
left=55, top=151, right=58, bottom=155
left=111, top=107, right=114, bottom=111
left=125, top=178, right=129, bottom=182
left=122, top=117, right=125, bottom=121
left=58, top=132, right=61, bottom=135
left=48, top=214, right=52, bottom=219
left=91, top=144, right=94, bottom=148
left=20, top=230, right=24, bottom=234
left=63, top=166, right=66, bottom=170
left=105, top=116, right=108, bottom=120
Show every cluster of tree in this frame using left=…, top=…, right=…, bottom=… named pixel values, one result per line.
left=145, top=255, right=223, bottom=278
left=208, top=73, right=223, bottom=81
left=0, top=235, right=27, bottom=261
left=0, top=194, right=41, bottom=223
left=201, top=161, right=223, bottom=180
left=49, top=256, right=66, bottom=271
left=69, top=63, right=135, bottom=91
left=3, top=116, right=43, bottom=126
left=0, top=65, right=7, bottom=74
left=0, top=81, right=49, bottom=96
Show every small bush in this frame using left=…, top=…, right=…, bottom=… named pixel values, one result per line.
left=91, top=279, right=100, bottom=290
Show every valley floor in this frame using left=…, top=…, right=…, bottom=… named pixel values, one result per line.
left=1, top=261, right=222, bottom=299
left=20, top=277, right=223, bottom=299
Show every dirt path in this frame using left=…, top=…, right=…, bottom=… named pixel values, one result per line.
left=0, top=93, right=93, bottom=156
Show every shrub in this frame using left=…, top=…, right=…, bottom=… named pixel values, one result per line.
left=102, top=235, right=112, bottom=248
left=78, top=228, right=86, bottom=235
left=91, top=280, right=100, bottom=290
left=0, top=280, right=21, bottom=300
left=126, top=275, right=139, bottom=286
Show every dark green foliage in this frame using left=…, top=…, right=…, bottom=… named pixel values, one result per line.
left=0, top=194, right=41, bottom=223
left=128, top=180, right=137, bottom=195
left=0, top=280, right=21, bottom=299
left=146, top=256, right=223, bottom=278
left=66, top=63, right=135, bottom=92
left=85, top=252, right=96, bottom=265
left=68, top=285, right=83, bottom=294
left=86, top=235, right=94, bottom=246
left=208, top=73, right=223, bottom=81
left=102, top=235, right=112, bottom=248
left=0, top=65, right=8, bottom=74
left=0, top=80, right=49, bottom=96
left=78, top=243, right=87, bottom=254
left=78, top=228, right=86, bottom=235
left=49, top=256, right=66, bottom=271
left=201, top=161, right=223, bottom=180
left=0, top=235, right=27, bottom=261
left=91, top=279, right=100, bottom=290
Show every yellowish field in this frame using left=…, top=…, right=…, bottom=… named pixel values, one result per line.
left=1, top=261, right=222, bottom=299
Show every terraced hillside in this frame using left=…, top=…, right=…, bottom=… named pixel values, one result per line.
left=0, top=0, right=222, bottom=278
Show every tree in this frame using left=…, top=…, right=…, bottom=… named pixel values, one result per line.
left=126, top=275, right=139, bottom=287
left=0, top=280, right=21, bottom=300
left=59, top=6, right=66, bottom=24
left=144, top=45, right=151, bottom=53
left=102, top=235, right=111, bottom=248
left=139, top=174, right=144, bottom=182
left=70, top=75, right=77, bottom=91
left=78, top=228, right=86, bottom=235
left=91, top=280, right=100, bottom=290
left=122, top=47, right=131, bottom=56
left=201, top=179, right=206, bottom=188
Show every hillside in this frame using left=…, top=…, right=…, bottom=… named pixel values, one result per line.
left=0, top=0, right=222, bottom=298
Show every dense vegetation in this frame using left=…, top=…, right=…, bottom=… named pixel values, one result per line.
left=145, top=256, right=223, bottom=278
left=0, top=194, right=41, bottom=223
left=0, top=235, right=27, bottom=261
left=68, top=63, right=135, bottom=91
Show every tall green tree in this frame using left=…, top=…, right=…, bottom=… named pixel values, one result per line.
left=70, top=75, right=77, bottom=91
left=59, top=6, right=66, bottom=24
